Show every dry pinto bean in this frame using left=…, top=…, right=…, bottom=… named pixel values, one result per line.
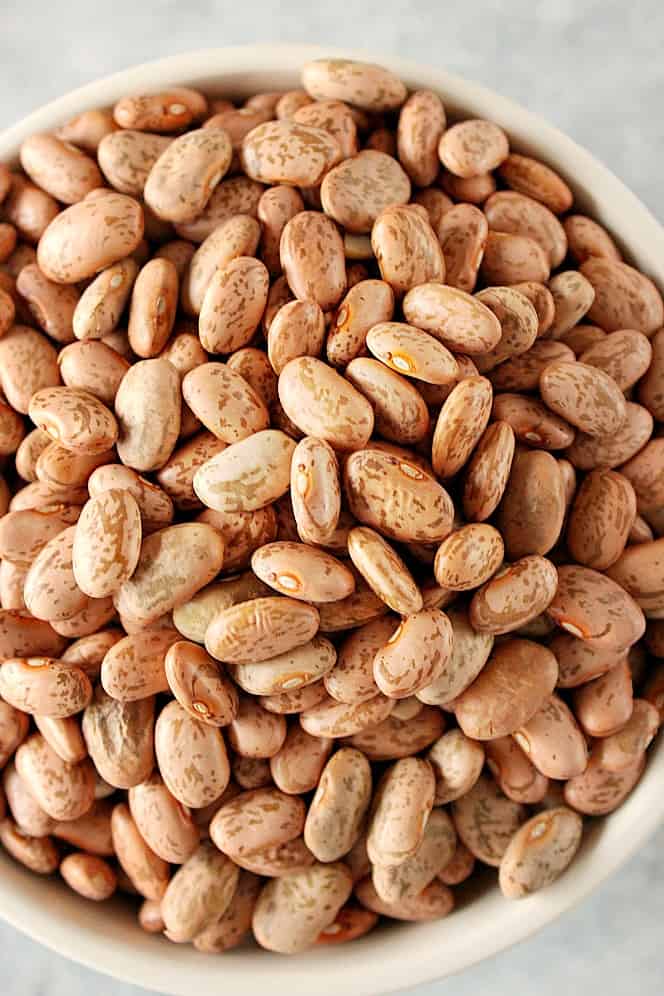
left=97, top=130, right=172, bottom=195
left=440, top=170, right=496, bottom=205
left=0, top=657, right=91, bottom=719
left=241, top=120, right=341, bottom=187
left=0, top=401, right=25, bottom=455
left=0, top=819, right=59, bottom=874
left=481, top=231, right=551, bottom=286
left=452, top=773, right=526, bottom=866
left=638, top=327, right=664, bottom=419
left=593, top=699, right=659, bottom=772
left=485, top=191, right=567, bottom=268
left=155, top=700, right=230, bottom=808
left=139, top=899, right=166, bottom=934
left=397, top=90, right=446, bottom=188
left=470, top=555, right=558, bottom=635
left=233, top=636, right=336, bottom=696
left=316, top=903, right=378, bottom=946
left=514, top=694, right=587, bottom=779
left=251, top=542, right=354, bottom=603
left=560, top=323, right=607, bottom=355
left=164, top=641, right=238, bottom=726
left=485, top=736, right=549, bottom=804
left=258, top=186, right=305, bottom=275
left=367, top=757, right=435, bottom=866
left=206, top=596, right=319, bottom=665
left=268, top=300, right=326, bottom=375
left=321, top=151, right=410, bottom=233
left=497, top=154, right=573, bottom=213
left=110, top=801, right=170, bottom=900
left=100, top=625, right=179, bottom=701
left=355, top=876, right=453, bottom=922
left=290, top=436, right=340, bottom=545
left=579, top=328, right=652, bottom=392
left=347, top=526, right=422, bottom=615
left=155, top=432, right=225, bottom=511
left=489, top=340, right=574, bottom=392
left=199, top=254, right=269, bottom=354
left=581, top=258, right=664, bottom=335
left=0, top=610, right=67, bottom=659
left=3, top=175, right=59, bottom=243
left=454, top=639, right=557, bottom=739
left=372, top=808, right=456, bottom=903
left=293, top=100, right=358, bottom=159
left=35, top=442, right=114, bottom=489
left=204, top=107, right=270, bottom=145
left=563, top=214, right=621, bottom=264
left=0, top=560, right=28, bottom=610
left=402, top=283, right=501, bottom=354
left=0, top=286, right=15, bottom=335
left=431, top=377, right=493, bottom=478
left=3, top=762, right=57, bottom=836
left=198, top=505, right=277, bottom=571
left=607, top=538, right=664, bottom=617
left=434, top=524, right=504, bottom=591
left=232, top=756, right=271, bottom=790
left=546, top=271, right=596, bottom=338
left=33, top=713, right=85, bottom=764
left=300, top=693, right=394, bottom=738
left=115, top=358, right=181, bottom=472
left=462, top=421, right=515, bottom=521
left=365, top=322, right=458, bottom=385
left=436, top=204, right=487, bottom=293
left=194, top=429, right=295, bottom=514
left=261, top=681, right=328, bottom=715
left=427, top=729, right=485, bottom=805
left=144, top=128, right=232, bottom=224
left=88, top=463, right=174, bottom=532
left=269, top=725, right=332, bottom=795
left=564, top=749, right=645, bottom=816
left=56, top=108, right=117, bottom=152
left=182, top=364, right=269, bottom=445
left=566, top=470, right=636, bottom=569
left=227, top=347, right=278, bottom=406
left=126, top=258, right=178, bottom=357
left=58, top=341, right=130, bottom=405
left=280, top=211, right=346, bottom=311
left=114, top=523, right=224, bottom=626
left=15, top=733, right=94, bottom=821
left=345, top=357, right=429, bottom=445
left=620, top=439, right=664, bottom=514
left=304, top=747, right=371, bottom=861
left=72, top=490, right=141, bottom=598
left=325, top=616, right=396, bottom=704
left=193, top=869, right=261, bottom=953
left=278, top=357, right=374, bottom=450
left=342, top=707, right=445, bottom=760
left=327, top=279, right=394, bottom=367
left=20, top=134, right=102, bottom=205
left=499, top=807, right=582, bottom=899
left=371, top=205, right=445, bottom=295
left=182, top=214, right=261, bottom=316
left=60, top=852, right=117, bottom=902
left=29, top=387, right=117, bottom=456
left=416, top=607, right=493, bottom=707
left=175, top=176, right=263, bottom=243
left=172, top=573, right=270, bottom=643
left=210, top=786, right=305, bottom=859
left=438, top=119, right=508, bottom=177
left=573, top=660, right=634, bottom=737
left=373, top=608, right=454, bottom=699
left=16, top=263, right=78, bottom=344
left=73, top=259, right=138, bottom=341
left=51, top=596, right=116, bottom=639
left=301, top=59, right=406, bottom=112
left=0, top=508, right=73, bottom=565
left=547, top=564, right=645, bottom=651
left=114, top=88, right=206, bottom=131
left=128, top=775, right=199, bottom=864
left=551, top=631, right=624, bottom=688
left=438, top=841, right=475, bottom=885
left=566, top=401, right=653, bottom=471
left=0, top=325, right=60, bottom=415
left=82, top=687, right=154, bottom=789
left=497, top=449, right=566, bottom=558
left=492, top=393, right=575, bottom=449
left=474, top=287, right=539, bottom=371
left=629, top=515, right=655, bottom=544
left=23, top=526, right=88, bottom=622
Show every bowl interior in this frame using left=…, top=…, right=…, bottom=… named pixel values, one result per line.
left=1, top=43, right=663, bottom=996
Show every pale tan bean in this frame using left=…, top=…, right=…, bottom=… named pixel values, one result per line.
left=594, top=699, right=659, bottom=772
left=15, top=733, right=94, bottom=821
left=261, top=681, right=328, bottom=715
left=564, top=750, right=645, bottom=816
left=0, top=610, right=67, bottom=659
left=267, top=300, right=325, bottom=375
left=481, top=231, right=551, bottom=285
left=233, top=636, right=336, bottom=696
left=301, top=59, right=406, bottom=112
left=51, top=596, right=116, bottom=639
left=279, top=211, right=346, bottom=312
left=563, top=214, right=621, bottom=264
left=293, top=100, right=358, bottom=159
left=300, top=694, right=394, bottom=738
left=227, top=834, right=313, bottom=877
left=29, top=387, right=117, bottom=456
left=182, top=363, right=269, bottom=445
left=497, top=449, right=566, bottom=558
left=175, top=177, right=264, bottom=243
left=452, top=773, right=526, bottom=866
left=346, top=706, right=444, bottom=761
left=462, top=421, right=515, bottom=522
left=438, top=841, right=475, bottom=885
left=35, top=441, right=114, bottom=489
left=321, top=151, right=410, bottom=234
left=72, top=490, right=141, bottom=598
left=154, top=240, right=196, bottom=279
left=402, top=283, right=500, bottom=354
left=367, top=757, right=435, bottom=866
left=345, top=448, right=454, bottom=543
left=485, top=191, right=567, bottom=268
left=551, top=630, right=625, bottom=689
left=562, top=323, right=607, bottom=355
left=114, top=523, right=224, bottom=627
left=469, top=556, right=558, bottom=635
left=3, top=175, right=60, bottom=243
left=172, top=573, right=270, bottom=642
left=197, top=505, right=277, bottom=571
left=489, top=340, right=574, bottom=392
left=434, top=524, right=504, bottom=591
left=485, top=736, right=549, bottom=804
left=371, top=205, right=445, bottom=294
left=497, top=154, right=573, bottom=213
left=0, top=561, right=28, bottom=610
left=8, top=483, right=87, bottom=515
left=143, top=128, right=232, bottom=224
left=210, top=786, right=304, bottom=859
left=33, top=713, right=85, bottom=765
left=428, top=729, right=485, bottom=805
left=0, top=325, right=60, bottom=415
left=0, top=657, right=91, bottom=719
left=316, top=903, right=378, bottom=946
left=474, top=287, right=539, bottom=372
left=72, top=260, right=138, bottom=342
left=226, top=347, right=278, bottom=407
left=499, top=807, right=582, bottom=900
left=88, top=463, right=174, bottom=532
left=325, top=616, right=396, bottom=704
left=110, top=801, right=170, bottom=899
left=100, top=625, right=179, bottom=701
left=416, top=607, right=493, bottom=707
left=154, top=432, right=224, bottom=510
left=372, top=808, right=456, bottom=904
left=193, top=870, right=261, bottom=952
left=492, top=393, right=575, bottom=449
left=454, top=638, right=557, bottom=740
left=303, top=746, right=371, bottom=862
left=20, top=133, right=103, bottom=205
left=574, top=405, right=654, bottom=476
left=241, top=119, right=341, bottom=186
left=128, top=774, right=199, bottom=865
left=439, top=171, right=494, bottom=206
left=253, top=861, right=352, bottom=954
left=621, top=438, right=664, bottom=514
left=37, top=193, right=144, bottom=284
left=205, top=590, right=320, bottom=665
left=81, top=686, right=154, bottom=789
left=327, top=279, right=394, bottom=367
left=431, top=377, right=493, bottom=478
left=346, top=356, right=428, bottom=444
left=514, top=694, right=587, bottom=779
left=365, top=322, right=458, bottom=385
left=0, top=508, right=73, bottom=565
left=204, top=106, right=271, bottom=145
left=395, top=90, right=446, bottom=187
left=126, top=258, right=178, bottom=358
left=547, top=564, right=645, bottom=650
left=15, top=263, right=77, bottom=344
left=356, top=876, right=453, bottom=922
left=573, top=660, right=634, bottom=738
left=3, top=762, right=56, bottom=836
left=23, top=526, right=89, bottom=622
left=60, top=852, right=117, bottom=902
left=163, top=641, right=238, bottom=727
left=434, top=203, right=487, bottom=293
left=579, top=328, right=652, bottom=392
left=257, top=186, right=304, bottom=275
left=546, top=271, right=596, bottom=339
left=566, top=470, right=636, bottom=570
left=155, top=700, right=230, bottom=809
left=581, top=257, right=664, bottom=335
left=289, top=436, right=341, bottom=545
left=56, top=108, right=117, bottom=152
left=607, top=538, right=664, bottom=617
left=115, top=357, right=181, bottom=471
left=199, top=254, right=270, bottom=353
left=226, top=697, right=286, bottom=759
left=373, top=608, right=454, bottom=700
left=113, top=87, right=206, bottom=131
left=195, top=429, right=295, bottom=517
left=269, top=726, right=332, bottom=795
left=438, top=118, right=508, bottom=177
left=97, top=130, right=172, bottom=195
left=347, top=526, right=422, bottom=616
left=58, top=341, right=130, bottom=406
left=278, top=357, right=374, bottom=450
left=509, top=280, right=555, bottom=335
left=181, top=214, right=261, bottom=316
left=0, top=819, right=59, bottom=874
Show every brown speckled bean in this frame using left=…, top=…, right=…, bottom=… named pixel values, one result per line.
left=301, top=59, right=407, bottom=112
left=0, top=325, right=61, bottom=415
left=581, top=328, right=652, bottom=392
left=327, top=279, right=394, bottom=367
left=439, top=119, right=508, bottom=178
left=115, top=357, right=181, bottom=471
left=427, top=729, right=485, bottom=805
left=594, top=699, right=659, bottom=772
left=0, top=657, right=91, bottom=720
left=547, top=564, right=645, bottom=651
left=72, top=490, right=141, bottom=598
left=499, top=807, right=583, bottom=899
left=469, top=555, right=558, bottom=635
left=373, top=608, right=454, bottom=700
left=346, top=706, right=444, bottom=761
left=513, top=694, right=587, bottom=779
left=367, top=757, right=435, bottom=866
left=462, top=421, right=515, bottom=522
left=0, top=818, right=59, bottom=874
left=155, top=700, right=230, bottom=808
left=452, top=773, right=526, bottom=867
left=268, top=300, right=326, bottom=375
left=566, top=470, right=636, bottom=569
left=497, top=448, right=566, bottom=558
left=434, top=524, right=504, bottom=591
left=481, top=231, right=551, bottom=285
left=581, top=257, right=664, bottom=335
left=300, top=693, right=394, bottom=739
left=403, top=283, right=501, bottom=354
left=304, top=747, right=371, bottom=861
left=198, top=255, right=269, bottom=353
left=564, top=749, right=645, bottom=816
left=82, top=686, right=154, bottom=789
left=60, top=851, right=117, bottom=902
left=183, top=363, right=269, bottom=444
left=194, top=429, right=295, bottom=515
left=128, top=774, right=199, bottom=864
left=573, top=661, right=634, bottom=738
left=241, top=120, right=341, bottom=187
left=371, top=205, right=445, bottom=295
left=321, top=151, right=410, bottom=233
left=15, top=733, right=95, bottom=821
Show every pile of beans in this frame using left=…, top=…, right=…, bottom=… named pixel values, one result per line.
left=0, top=56, right=663, bottom=954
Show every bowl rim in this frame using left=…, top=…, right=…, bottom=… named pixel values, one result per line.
left=1, top=42, right=663, bottom=996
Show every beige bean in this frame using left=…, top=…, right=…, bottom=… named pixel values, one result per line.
left=289, top=436, right=341, bottom=545
left=267, top=300, right=325, bottom=375
left=581, top=257, right=663, bottom=335
left=232, top=636, right=336, bottom=696
left=114, top=523, right=224, bottom=627
left=0, top=400, right=25, bottom=455
left=373, top=609, right=454, bottom=699
left=29, top=387, right=117, bottom=456
left=210, top=786, right=305, bottom=859
left=485, top=736, right=549, bottom=804
left=81, top=686, right=154, bottom=790
left=301, top=58, right=406, bottom=111
left=113, top=87, right=206, bottom=131
left=193, top=869, right=261, bottom=952
left=474, top=287, right=539, bottom=372
left=23, top=526, right=90, bottom=622
left=154, top=240, right=196, bottom=279
left=15, top=263, right=77, bottom=344
left=550, top=631, right=623, bottom=689
left=566, top=470, right=636, bottom=569
left=489, top=340, right=574, bottom=393
left=547, top=271, right=596, bottom=338
left=15, top=428, right=52, bottom=483
left=325, top=616, right=396, bottom=704
left=35, top=443, right=113, bottom=488
left=607, top=538, right=664, bottom=617
left=367, top=757, right=435, bottom=866
left=3, top=762, right=56, bottom=836
left=241, top=119, right=341, bottom=188
left=197, top=505, right=277, bottom=571
left=0, top=819, right=59, bottom=874
left=485, top=191, right=567, bottom=268
left=346, top=356, right=428, bottom=444
left=15, top=733, right=94, bottom=821
left=327, top=279, right=394, bottom=367
left=226, top=347, right=278, bottom=407
left=155, top=700, right=230, bottom=809
left=511, top=280, right=556, bottom=335
left=257, top=186, right=305, bottom=276
left=452, top=773, right=526, bottom=867
left=564, top=750, right=645, bottom=816
left=115, top=357, right=181, bottom=471
left=51, top=596, right=116, bottom=639
left=143, top=128, right=232, bottom=224
left=182, top=214, right=261, bottom=316
left=434, top=524, right=504, bottom=591
left=481, top=231, right=551, bottom=285
left=0, top=657, right=91, bottom=719
left=497, top=448, right=566, bottom=558
left=428, top=729, right=485, bottom=805
left=154, top=432, right=225, bottom=511
left=579, top=329, right=651, bottom=394
left=20, top=133, right=103, bottom=205
left=0, top=610, right=67, bottom=659
left=303, top=747, right=371, bottom=862
left=231, top=755, right=271, bottom=791
left=56, top=108, right=117, bottom=152
left=499, top=807, right=582, bottom=900
left=321, top=150, right=410, bottom=233
left=346, top=706, right=445, bottom=761
left=347, top=526, right=422, bottom=616
left=548, top=564, right=645, bottom=651
left=316, top=903, right=378, bottom=946
left=175, top=176, right=263, bottom=243
left=372, top=808, right=456, bottom=904
left=594, top=699, right=659, bottom=772
left=416, top=607, right=494, bottom=707
left=204, top=106, right=271, bottom=145
left=469, top=556, right=558, bottom=635
left=402, top=283, right=500, bottom=354
left=395, top=89, right=446, bottom=187
left=462, top=421, right=515, bottom=522
left=278, top=357, right=374, bottom=450
left=492, top=393, right=575, bottom=449
left=138, top=898, right=166, bottom=934
left=620, top=438, right=664, bottom=514
left=58, top=340, right=130, bottom=407
left=128, top=775, right=199, bottom=864
left=194, top=428, right=296, bottom=515
left=438, top=841, right=476, bottom=885
left=197, top=254, right=269, bottom=352
left=60, top=851, right=117, bottom=902
left=514, top=694, right=587, bottom=779
left=72, top=259, right=138, bottom=341
left=0, top=701, right=29, bottom=767
left=97, top=130, right=172, bottom=196
left=181, top=363, right=269, bottom=445
left=0, top=560, right=28, bottom=611
left=438, top=119, right=508, bottom=177
left=0, top=508, right=73, bottom=565
left=261, top=680, right=328, bottom=715
left=431, top=377, right=493, bottom=478
left=345, top=448, right=454, bottom=543
left=163, top=641, right=238, bottom=727
left=206, top=594, right=319, bottom=667
left=371, top=205, right=445, bottom=294
left=110, top=801, right=170, bottom=900
left=300, top=693, right=394, bottom=739
left=293, top=99, right=358, bottom=159
left=434, top=203, right=487, bottom=293
left=0, top=325, right=61, bottom=415
left=72, top=490, right=141, bottom=598
left=497, top=154, right=573, bottom=213
left=440, top=170, right=496, bottom=205
left=100, top=625, right=179, bottom=701
left=88, top=463, right=174, bottom=532
left=356, top=876, right=453, bottom=922
left=573, top=661, right=634, bottom=737
left=365, top=322, right=458, bottom=385
left=3, top=175, right=60, bottom=243
left=279, top=210, right=346, bottom=311
left=269, top=725, right=332, bottom=795
left=32, top=712, right=85, bottom=765
left=126, top=258, right=178, bottom=357
left=560, top=319, right=607, bottom=354
left=638, top=327, right=664, bottom=419
left=563, top=214, right=621, bottom=264
left=172, top=573, right=270, bottom=643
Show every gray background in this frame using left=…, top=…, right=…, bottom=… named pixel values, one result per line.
left=1, top=0, right=663, bottom=993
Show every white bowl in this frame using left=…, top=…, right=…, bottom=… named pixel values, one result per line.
left=1, top=43, right=663, bottom=996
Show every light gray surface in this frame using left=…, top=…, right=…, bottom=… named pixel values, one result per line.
left=0, top=1, right=663, bottom=993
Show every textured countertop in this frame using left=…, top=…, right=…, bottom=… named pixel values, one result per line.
left=1, top=1, right=663, bottom=993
